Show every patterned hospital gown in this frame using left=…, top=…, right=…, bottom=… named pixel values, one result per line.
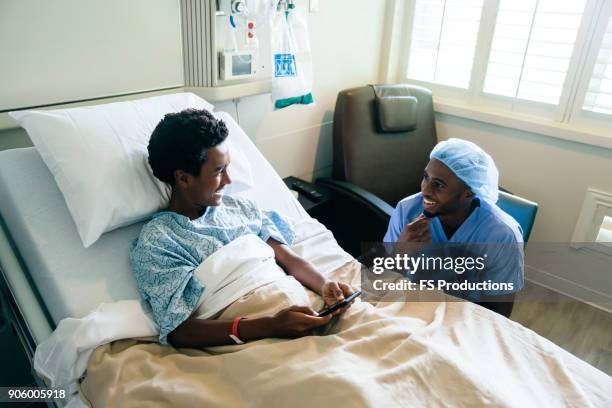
left=130, top=195, right=295, bottom=344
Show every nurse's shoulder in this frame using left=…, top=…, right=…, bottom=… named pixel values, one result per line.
left=477, top=199, right=524, bottom=243
left=395, top=192, right=425, bottom=220
left=384, top=192, right=425, bottom=242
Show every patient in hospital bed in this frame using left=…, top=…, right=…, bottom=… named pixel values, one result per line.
left=40, top=105, right=609, bottom=407
left=130, top=108, right=355, bottom=348
left=18, top=96, right=609, bottom=406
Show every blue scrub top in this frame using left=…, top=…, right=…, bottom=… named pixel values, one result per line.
left=384, top=193, right=524, bottom=300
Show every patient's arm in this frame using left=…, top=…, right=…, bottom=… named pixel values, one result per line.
left=267, top=238, right=328, bottom=295
left=168, top=317, right=272, bottom=348
left=267, top=238, right=354, bottom=314
left=168, top=305, right=332, bottom=348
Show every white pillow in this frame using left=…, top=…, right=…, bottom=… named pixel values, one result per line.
left=220, top=127, right=254, bottom=197
left=10, top=92, right=253, bottom=248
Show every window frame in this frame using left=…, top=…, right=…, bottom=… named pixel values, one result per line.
left=568, top=0, right=612, bottom=130
left=394, top=0, right=612, bottom=142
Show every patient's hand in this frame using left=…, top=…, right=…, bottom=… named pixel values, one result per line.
left=271, top=305, right=333, bottom=338
left=321, top=281, right=355, bottom=316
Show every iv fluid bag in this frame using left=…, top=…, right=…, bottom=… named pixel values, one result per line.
left=270, top=6, right=314, bottom=109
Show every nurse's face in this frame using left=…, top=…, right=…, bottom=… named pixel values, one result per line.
left=180, top=143, right=232, bottom=209
left=421, top=159, right=473, bottom=216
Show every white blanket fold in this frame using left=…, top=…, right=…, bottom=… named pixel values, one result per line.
left=193, top=234, right=290, bottom=319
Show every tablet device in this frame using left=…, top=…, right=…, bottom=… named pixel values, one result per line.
left=318, top=290, right=362, bottom=317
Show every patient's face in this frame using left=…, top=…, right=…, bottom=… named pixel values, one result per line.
left=187, top=143, right=232, bottom=208
left=421, top=159, right=471, bottom=216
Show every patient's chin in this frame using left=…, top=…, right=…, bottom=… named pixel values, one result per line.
left=212, top=195, right=223, bottom=205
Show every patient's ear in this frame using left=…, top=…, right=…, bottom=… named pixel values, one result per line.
left=174, top=169, right=190, bottom=187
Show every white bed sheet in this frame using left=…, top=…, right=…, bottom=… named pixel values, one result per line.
left=0, top=111, right=328, bottom=324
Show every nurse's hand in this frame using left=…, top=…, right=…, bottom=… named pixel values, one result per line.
left=398, top=215, right=432, bottom=243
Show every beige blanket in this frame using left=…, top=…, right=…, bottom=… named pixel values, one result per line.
left=79, top=262, right=612, bottom=407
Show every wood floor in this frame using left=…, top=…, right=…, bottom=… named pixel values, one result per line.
left=510, top=281, right=612, bottom=376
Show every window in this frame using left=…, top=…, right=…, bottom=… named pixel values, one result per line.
left=583, top=14, right=612, bottom=114
left=596, top=215, right=612, bottom=242
left=401, top=0, right=612, bottom=129
left=572, top=188, right=612, bottom=247
left=483, top=0, right=586, bottom=105
left=406, top=0, right=484, bottom=88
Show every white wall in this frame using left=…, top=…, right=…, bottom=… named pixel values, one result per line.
left=0, top=0, right=183, bottom=110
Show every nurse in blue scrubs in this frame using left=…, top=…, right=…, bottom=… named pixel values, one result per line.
left=384, top=138, right=524, bottom=317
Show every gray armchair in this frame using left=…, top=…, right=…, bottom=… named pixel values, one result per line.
left=330, top=84, right=437, bottom=206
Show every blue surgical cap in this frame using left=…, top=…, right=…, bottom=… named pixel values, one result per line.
left=430, top=138, right=499, bottom=204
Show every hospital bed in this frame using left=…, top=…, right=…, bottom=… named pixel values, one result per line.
left=0, top=101, right=350, bottom=405
left=0, top=96, right=610, bottom=407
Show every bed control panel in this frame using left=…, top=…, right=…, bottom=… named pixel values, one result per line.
left=288, top=178, right=324, bottom=201
left=283, top=176, right=333, bottom=218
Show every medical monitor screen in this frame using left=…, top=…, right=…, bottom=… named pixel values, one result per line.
left=232, top=55, right=252, bottom=76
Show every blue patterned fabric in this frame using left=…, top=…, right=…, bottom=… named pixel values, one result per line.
left=130, top=195, right=295, bottom=344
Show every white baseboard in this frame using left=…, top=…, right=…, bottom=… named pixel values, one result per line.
left=525, top=264, right=612, bottom=314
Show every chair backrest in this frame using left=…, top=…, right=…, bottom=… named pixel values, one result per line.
left=496, top=191, right=538, bottom=242
left=332, top=84, right=438, bottom=206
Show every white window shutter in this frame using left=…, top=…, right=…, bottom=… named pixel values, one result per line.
left=483, top=0, right=587, bottom=105
left=406, top=0, right=485, bottom=89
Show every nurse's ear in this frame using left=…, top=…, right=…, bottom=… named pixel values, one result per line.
left=464, top=188, right=476, bottom=200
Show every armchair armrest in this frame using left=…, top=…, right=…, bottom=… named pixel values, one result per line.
left=316, top=178, right=394, bottom=220
left=315, top=178, right=394, bottom=258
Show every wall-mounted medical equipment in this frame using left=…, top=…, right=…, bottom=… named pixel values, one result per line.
left=181, top=0, right=314, bottom=102
left=219, top=49, right=256, bottom=80
left=182, top=0, right=271, bottom=90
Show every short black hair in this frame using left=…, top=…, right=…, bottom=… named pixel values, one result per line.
left=148, top=108, right=228, bottom=186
